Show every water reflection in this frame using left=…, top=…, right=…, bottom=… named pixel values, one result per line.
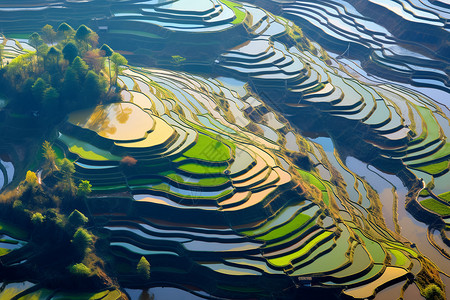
left=116, top=103, right=133, bottom=124
left=126, top=287, right=210, bottom=300
left=345, top=156, right=450, bottom=272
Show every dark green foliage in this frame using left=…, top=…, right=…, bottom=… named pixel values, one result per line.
left=77, top=180, right=92, bottom=198
left=63, top=42, right=78, bottom=63
left=137, top=256, right=151, bottom=280
left=42, top=87, right=60, bottom=114
left=424, top=284, right=444, bottom=300
left=75, top=25, right=91, bottom=41
left=72, top=56, right=89, bottom=81
left=100, top=44, right=114, bottom=86
left=42, top=24, right=56, bottom=45
left=62, top=67, right=80, bottom=104
left=110, top=52, right=128, bottom=85
left=31, top=212, right=45, bottom=224
left=31, top=77, right=47, bottom=107
left=82, top=70, right=101, bottom=105
left=42, top=141, right=57, bottom=175
left=59, top=158, right=75, bottom=178
left=72, top=228, right=93, bottom=254
left=57, top=22, right=74, bottom=40
left=68, top=209, right=89, bottom=227
left=0, top=23, right=121, bottom=139
left=68, top=263, right=91, bottom=277
left=28, top=32, right=44, bottom=49
left=47, top=47, right=60, bottom=57
left=100, top=44, right=113, bottom=57
left=57, top=22, right=73, bottom=33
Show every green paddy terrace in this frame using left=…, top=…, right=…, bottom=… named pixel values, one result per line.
left=0, top=2, right=448, bottom=298
left=51, top=64, right=428, bottom=299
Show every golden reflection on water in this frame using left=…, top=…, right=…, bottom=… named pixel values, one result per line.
left=69, top=103, right=154, bottom=141
left=115, top=103, right=133, bottom=124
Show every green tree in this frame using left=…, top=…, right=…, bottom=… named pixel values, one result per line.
left=36, top=44, right=49, bottom=67
left=28, top=32, right=44, bottom=49
left=68, top=209, right=89, bottom=227
left=62, top=42, right=78, bottom=63
left=59, top=158, right=75, bottom=192
left=57, top=22, right=74, bottom=40
left=32, top=78, right=47, bottom=107
left=82, top=70, right=102, bottom=106
left=42, top=86, right=60, bottom=114
left=110, top=52, right=128, bottom=85
left=75, top=24, right=92, bottom=53
left=72, top=228, right=93, bottom=254
left=31, top=212, right=45, bottom=224
left=42, top=141, right=57, bottom=174
left=68, top=263, right=91, bottom=276
left=42, top=24, right=56, bottom=45
left=72, top=56, right=89, bottom=81
left=75, top=24, right=91, bottom=41
left=25, top=170, right=38, bottom=186
left=100, top=44, right=113, bottom=86
left=62, top=67, right=80, bottom=108
left=424, top=284, right=444, bottom=300
left=20, top=78, right=36, bottom=110
left=136, top=256, right=150, bottom=280
left=46, top=47, right=61, bottom=73
left=59, top=158, right=75, bottom=179
left=77, top=180, right=92, bottom=198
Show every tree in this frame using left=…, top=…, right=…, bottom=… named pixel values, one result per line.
left=62, top=66, right=80, bottom=105
left=20, top=78, right=36, bottom=109
left=82, top=70, right=102, bottom=106
left=83, top=49, right=104, bottom=73
left=68, top=263, right=91, bottom=276
left=59, top=158, right=75, bottom=193
left=42, top=86, right=60, bottom=114
left=75, top=24, right=92, bottom=53
left=72, top=228, right=93, bottom=254
left=42, top=141, right=57, bottom=174
left=25, top=170, right=38, bottom=186
left=75, top=24, right=91, bottom=41
left=32, top=78, right=47, bottom=107
left=77, top=180, right=92, bottom=198
left=136, top=256, right=150, bottom=280
left=31, top=212, right=45, bottom=224
left=110, top=52, right=128, bottom=85
left=59, top=158, right=75, bottom=178
left=36, top=43, right=49, bottom=64
left=100, top=44, right=113, bottom=86
left=88, top=31, right=99, bottom=49
left=424, top=284, right=444, bottom=300
left=42, top=24, right=56, bottom=45
left=28, top=32, right=44, bottom=49
left=63, top=42, right=78, bottom=63
left=72, top=56, right=89, bottom=81
left=57, top=22, right=74, bottom=40
left=46, top=47, right=61, bottom=72
left=68, top=209, right=89, bottom=227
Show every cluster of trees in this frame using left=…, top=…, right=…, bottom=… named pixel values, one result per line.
left=0, top=140, right=115, bottom=288
left=0, top=23, right=127, bottom=120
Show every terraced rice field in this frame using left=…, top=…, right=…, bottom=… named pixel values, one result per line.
left=0, top=0, right=450, bottom=299
left=53, top=65, right=427, bottom=298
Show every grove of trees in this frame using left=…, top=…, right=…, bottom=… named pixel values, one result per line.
left=0, top=23, right=127, bottom=124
